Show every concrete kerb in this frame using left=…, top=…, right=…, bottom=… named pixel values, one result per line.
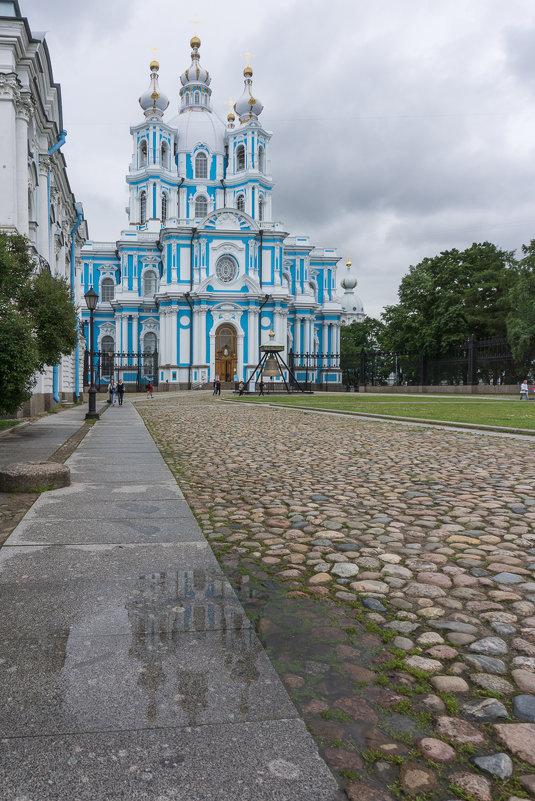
left=223, top=399, right=535, bottom=439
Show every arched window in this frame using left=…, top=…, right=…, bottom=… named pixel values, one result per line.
left=139, top=139, right=147, bottom=167
left=236, top=194, right=245, bottom=212
left=195, top=195, right=207, bottom=217
left=101, top=277, right=114, bottom=303
left=161, top=192, right=168, bottom=223
left=143, top=331, right=157, bottom=376
left=236, top=144, right=245, bottom=171
left=143, top=270, right=157, bottom=296
left=258, top=145, right=265, bottom=173
left=195, top=151, right=208, bottom=179
left=101, top=335, right=114, bottom=376
left=140, top=191, right=147, bottom=225
left=161, top=141, right=169, bottom=169
left=258, top=196, right=265, bottom=222
left=194, top=91, right=200, bottom=105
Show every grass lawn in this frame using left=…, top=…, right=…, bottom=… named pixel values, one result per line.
left=0, top=420, right=19, bottom=431
left=234, top=393, right=535, bottom=430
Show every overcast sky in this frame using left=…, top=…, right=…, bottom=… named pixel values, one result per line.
left=18, top=0, right=535, bottom=318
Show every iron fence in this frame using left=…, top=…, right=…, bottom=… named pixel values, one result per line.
left=83, top=350, right=159, bottom=392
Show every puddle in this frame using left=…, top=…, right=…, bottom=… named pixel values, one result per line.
left=220, top=563, right=447, bottom=799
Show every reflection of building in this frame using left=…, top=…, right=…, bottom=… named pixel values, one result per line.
left=0, top=3, right=87, bottom=413
left=81, top=38, right=343, bottom=388
left=127, top=569, right=260, bottom=725
left=339, top=258, right=365, bottom=325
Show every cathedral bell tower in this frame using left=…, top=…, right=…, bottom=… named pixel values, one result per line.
left=126, top=61, right=179, bottom=230
left=225, top=61, right=273, bottom=222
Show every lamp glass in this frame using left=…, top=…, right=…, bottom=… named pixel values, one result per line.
left=84, top=287, right=98, bottom=311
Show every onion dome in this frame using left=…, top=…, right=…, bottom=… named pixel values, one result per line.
left=227, top=110, right=236, bottom=129
left=234, top=65, right=263, bottom=123
left=340, top=257, right=358, bottom=290
left=139, top=61, right=169, bottom=118
left=180, top=36, right=211, bottom=87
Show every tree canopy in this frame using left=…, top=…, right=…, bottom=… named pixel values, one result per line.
left=381, top=242, right=516, bottom=356
left=506, top=239, right=535, bottom=367
left=340, top=316, right=386, bottom=358
left=0, top=232, right=77, bottom=415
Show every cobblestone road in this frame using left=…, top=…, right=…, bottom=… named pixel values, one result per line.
left=139, top=395, right=535, bottom=801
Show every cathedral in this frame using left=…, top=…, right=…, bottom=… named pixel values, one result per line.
left=81, top=38, right=349, bottom=389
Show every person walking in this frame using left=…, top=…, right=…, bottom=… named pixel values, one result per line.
left=147, top=380, right=153, bottom=399
left=117, top=378, right=125, bottom=406
left=259, top=380, right=265, bottom=396
left=215, top=378, right=221, bottom=396
left=520, top=379, right=529, bottom=400
left=238, top=380, right=245, bottom=396
left=109, top=378, right=117, bottom=406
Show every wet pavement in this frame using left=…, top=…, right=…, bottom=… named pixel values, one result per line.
left=137, top=394, right=535, bottom=801
left=0, top=401, right=339, bottom=800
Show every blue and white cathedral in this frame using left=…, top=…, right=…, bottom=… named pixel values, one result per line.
left=81, top=38, right=344, bottom=389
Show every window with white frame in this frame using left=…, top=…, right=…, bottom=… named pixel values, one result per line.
left=101, top=277, right=115, bottom=303
left=236, top=194, right=245, bottom=212
left=140, top=191, right=147, bottom=225
left=161, top=141, right=169, bottom=169
left=195, top=195, right=208, bottom=217
left=216, top=255, right=238, bottom=283
left=143, top=270, right=157, bottom=296
left=258, top=145, right=265, bottom=173
left=139, top=139, right=147, bottom=167
left=258, top=197, right=265, bottom=221
left=195, top=151, right=208, bottom=179
left=101, top=335, right=114, bottom=375
left=236, top=144, right=245, bottom=171
left=161, top=192, right=168, bottom=223
left=194, top=91, right=200, bottom=105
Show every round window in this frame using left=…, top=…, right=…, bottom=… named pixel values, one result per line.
left=216, top=255, right=238, bottom=283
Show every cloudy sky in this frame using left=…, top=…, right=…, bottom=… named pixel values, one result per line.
left=18, top=0, right=535, bottom=317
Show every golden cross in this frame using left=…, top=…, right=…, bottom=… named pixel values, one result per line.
left=226, top=97, right=235, bottom=112
left=189, top=15, right=203, bottom=34
left=244, top=48, right=255, bottom=66
left=151, top=44, right=158, bottom=56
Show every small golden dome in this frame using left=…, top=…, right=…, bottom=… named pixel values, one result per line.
left=243, top=65, right=253, bottom=77
left=190, top=35, right=201, bottom=48
left=346, top=257, right=352, bottom=267
left=227, top=111, right=235, bottom=121
left=150, top=59, right=159, bottom=71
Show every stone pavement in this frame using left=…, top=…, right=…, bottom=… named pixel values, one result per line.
left=137, top=395, right=535, bottom=801
left=0, top=400, right=340, bottom=800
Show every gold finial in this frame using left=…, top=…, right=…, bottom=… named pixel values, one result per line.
left=189, top=15, right=202, bottom=34
left=244, top=49, right=254, bottom=66
left=346, top=256, right=352, bottom=267
left=150, top=45, right=159, bottom=71
left=243, top=49, right=254, bottom=77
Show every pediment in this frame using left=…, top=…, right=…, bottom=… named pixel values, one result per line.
left=202, top=209, right=258, bottom=232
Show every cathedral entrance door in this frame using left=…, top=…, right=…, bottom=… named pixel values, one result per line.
left=215, top=324, right=237, bottom=382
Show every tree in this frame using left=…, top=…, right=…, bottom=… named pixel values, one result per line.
left=507, top=240, right=535, bottom=369
left=382, top=242, right=516, bottom=356
left=0, top=232, right=78, bottom=415
left=340, top=316, right=386, bottom=358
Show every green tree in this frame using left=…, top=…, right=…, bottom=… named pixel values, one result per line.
left=507, top=240, right=535, bottom=369
left=382, top=242, right=516, bottom=356
left=0, top=232, right=77, bottom=415
left=340, top=316, right=386, bottom=358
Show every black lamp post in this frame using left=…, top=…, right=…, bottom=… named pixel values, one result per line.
left=84, top=286, right=100, bottom=420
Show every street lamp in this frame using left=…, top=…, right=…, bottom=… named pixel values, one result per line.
left=84, top=286, right=99, bottom=420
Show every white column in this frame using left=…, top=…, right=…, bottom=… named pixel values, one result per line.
left=115, top=315, right=122, bottom=355
left=248, top=308, right=258, bottom=366
left=15, top=97, right=31, bottom=235
left=170, top=308, right=178, bottom=365
left=121, top=314, right=128, bottom=354
left=199, top=308, right=207, bottom=363
left=295, top=316, right=302, bottom=355
left=192, top=308, right=200, bottom=365
left=37, top=156, right=50, bottom=258
left=132, top=314, right=139, bottom=354
left=161, top=309, right=169, bottom=364
left=0, top=77, right=18, bottom=230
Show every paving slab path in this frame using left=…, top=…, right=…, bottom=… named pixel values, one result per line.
left=0, top=400, right=340, bottom=801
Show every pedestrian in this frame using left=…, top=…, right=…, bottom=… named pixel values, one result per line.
left=259, top=380, right=265, bottom=396
left=147, top=380, right=153, bottom=399
left=215, top=378, right=221, bottom=396
left=520, top=379, right=529, bottom=400
left=109, top=378, right=116, bottom=405
left=238, top=380, right=245, bottom=396
left=117, top=378, right=125, bottom=405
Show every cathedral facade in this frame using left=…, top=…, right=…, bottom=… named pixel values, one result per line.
left=81, top=38, right=344, bottom=389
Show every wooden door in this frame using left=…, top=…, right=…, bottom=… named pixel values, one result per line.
left=215, top=324, right=237, bottom=382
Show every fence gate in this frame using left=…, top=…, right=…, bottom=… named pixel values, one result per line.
left=83, top=351, right=159, bottom=392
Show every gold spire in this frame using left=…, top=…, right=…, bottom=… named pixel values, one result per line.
left=346, top=256, right=352, bottom=268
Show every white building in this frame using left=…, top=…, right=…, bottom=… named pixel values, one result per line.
left=81, top=38, right=343, bottom=390
left=0, top=1, right=87, bottom=414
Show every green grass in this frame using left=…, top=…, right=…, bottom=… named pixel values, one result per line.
left=0, top=419, right=20, bottom=430
left=234, top=393, right=535, bottom=429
